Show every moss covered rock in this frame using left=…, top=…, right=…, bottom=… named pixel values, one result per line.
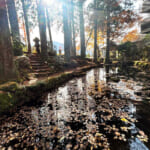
left=0, top=64, right=97, bottom=115
left=0, top=82, right=18, bottom=92
left=0, top=91, right=16, bottom=114
left=14, top=56, right=32, bottom=82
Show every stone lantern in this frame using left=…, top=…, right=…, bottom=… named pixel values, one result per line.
left=33, top=37, right=40, bottom=54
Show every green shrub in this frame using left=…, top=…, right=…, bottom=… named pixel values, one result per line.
left=118, top=41, right=138, bottom=61
left=13, top=39, right=24, bottom=56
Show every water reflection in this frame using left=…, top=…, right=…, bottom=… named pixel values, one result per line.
left=110, top=79, right=143, bottom=101
left=43, top=67, right=149, bottom=150
left=129, top=138, right=149, bottom=150
left=0, top=67, right=149, bottom=150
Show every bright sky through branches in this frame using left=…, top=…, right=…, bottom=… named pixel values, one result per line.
left=42, top=0, right=54, bottom=6
left=29, top=0, right=143, bottom=46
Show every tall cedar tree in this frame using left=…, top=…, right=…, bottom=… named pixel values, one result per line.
left=0, top=0, right=14, bottom=79
left=68, top=1, right=73, bottom=57
left=105, top=0, right=110, bottom=64
left=71, top=0, right=76, bottom=56
left=46, top=8, right=53, bottom=51
left=6, top=0, right=20, bottom=42
left=37, top=0, right=48, bottom=59
left=21, top=0, right=31, bottom=53
left=88, top=0, right=138, bottom=63
left=62, top=0, right=71, bottom=61
left=94, top=0, right=98, bottom=62
left=79, top=1, right=86, bottom=58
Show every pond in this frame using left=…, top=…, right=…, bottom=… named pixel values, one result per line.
left=0, top=67, right=150, bottom=150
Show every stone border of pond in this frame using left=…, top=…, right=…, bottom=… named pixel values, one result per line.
left=0, top=64, right=100, bottom=116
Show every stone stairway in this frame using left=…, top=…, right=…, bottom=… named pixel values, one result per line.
left=29, top=54, right=51, bottom=77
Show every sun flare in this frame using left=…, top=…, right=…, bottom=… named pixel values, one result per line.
left=42, top=0, right=55, bottom=6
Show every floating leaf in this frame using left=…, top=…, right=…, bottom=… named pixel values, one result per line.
left=95, top=133, right=103, bottom=137
left=121, top=118, right=128, bottom=123
left=59, top=136, right=65, bottom=143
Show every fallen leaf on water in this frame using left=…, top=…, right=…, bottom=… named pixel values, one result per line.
left=59, top=136, right=65, bottom=143
left=139, top=130, right=145, bottom=136
left=95, top=133, right=103, bottom=137
left=115, top=132, right=120, bottom=136
left=121, top=118, right=128, bottom=123
left=120, top=127, right=128, bottom=132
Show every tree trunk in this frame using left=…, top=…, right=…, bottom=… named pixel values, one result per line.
left=71, top=0, right=76, bottom=56
left=68, top=1, right=73, bottom=57
left=0, top=0, right=14, bottom=80
left=105, top=1, right=110, bottom=64
left=86, top=28, right=93, bottom=48
left=21, top=0, right=31, bottom=53
left=62, top=1, right=71, bottom=62
left=94, top=0, right=97, bottom=63
left=69, top=19, right=73, bottom=57
left=46, top=8, right=53, bottom=52
left=37, top=1, right=48, bottom=59
left=6, top=0, right=20, bottom=42
left=79, top=2, right=86, bottom=58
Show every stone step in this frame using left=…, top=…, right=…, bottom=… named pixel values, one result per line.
left=34, top=72, right=51, bottom=77
left=30, top=62, right=45, bottom=66
left=30, top=57, right=41, bottom=61
left=33, top=68, right=51, bottom=73
left=30, top=60, right=43, bottom=64
left=29, top=54, right=51, bottom=77
left=30, top=58, right=42, bottom=61
left=30, top=55, right=41, bottom=58
left=31, top=63, right=45, bottom=66
left=31, top=65, right=49, bottom=70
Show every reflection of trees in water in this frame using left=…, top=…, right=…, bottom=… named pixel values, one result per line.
left=94, top=69, right=99, bottom=91
left=86, top=69, right=100, bottom=134
left=106, top=65, right=109, bottom=74
left=105, top=65, right=110, bottom=83
left=65, top=78, right=87, bottom=111
left=81, top=76, right=87, bottom=110
left=118, top=64, right=130, bottom=77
